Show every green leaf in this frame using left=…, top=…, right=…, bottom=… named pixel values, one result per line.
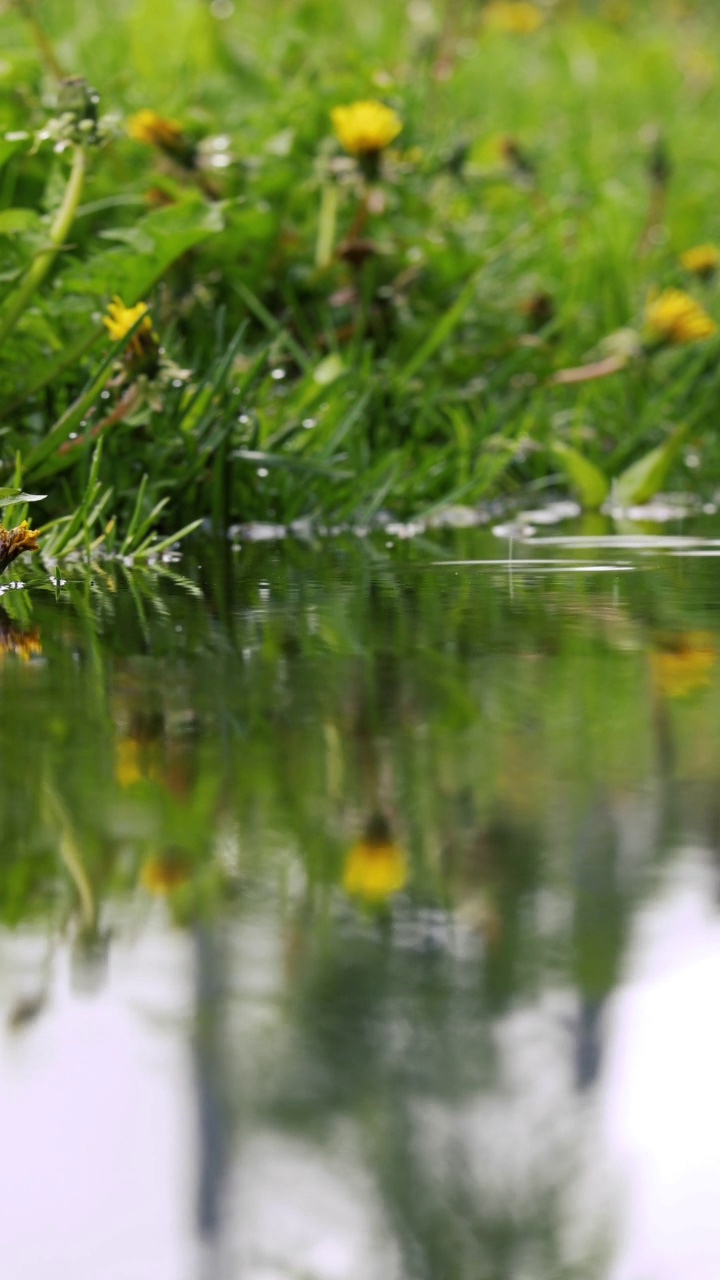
left=59, top=197, right=225, bottom=301
left=550, top=441, right=609, bottom=509
left=96, top=227, right=157, bottom=253
left=0, top=488, right=46, bottom=506
left=613, top=423, right=690, bottom=507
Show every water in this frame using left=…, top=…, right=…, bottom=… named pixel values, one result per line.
left=3, top=512, right=720, bottom=1279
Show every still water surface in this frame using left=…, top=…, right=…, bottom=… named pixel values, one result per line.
left=2, top=513, right=720, bottom=1279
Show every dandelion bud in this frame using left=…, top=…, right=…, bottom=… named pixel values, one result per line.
left=127, top=109, right=197, bottom=169
left=57, top=76, right=100, bottom=129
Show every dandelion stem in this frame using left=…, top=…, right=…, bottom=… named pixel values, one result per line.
left=0, top=143, right=86, bottom=350
left=315, top=180, right=338, bottom=270
left=58, top=384, right=140, bottom=457
left=347, top=192, right=369, bottom=241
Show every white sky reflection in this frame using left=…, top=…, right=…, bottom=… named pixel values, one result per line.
left=0, top=924, right=195, bottom=1280
left=602, top=851, right=720, bottom=1280
left=1, top=856, right=720, bottom=1279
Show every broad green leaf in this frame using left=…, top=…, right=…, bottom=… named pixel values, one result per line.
left=550, top=441, right=609, bottom=509
left=96, top=226, right=157, bottom=253
left=60, top=197, right=225, bottom=301
left=613, top=423, right=689, bottom=507
left=0, top=488, right=46, bottom=506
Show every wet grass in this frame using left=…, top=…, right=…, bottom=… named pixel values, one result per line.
left=2, top=0, right=720, bottom=548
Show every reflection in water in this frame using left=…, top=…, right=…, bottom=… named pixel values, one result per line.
left=192, top=924, right=230, bottom=1280
left=649, top=630, right=716, bottom=699
left=602, top=853, right=720, bottom=1280
left=0, top=927, right=196, bottom=1280
left=342, top=813, right=407, bottom=904
left=1, top=527, right=720, bottom=1275
left=572, top=793, right=630, bottom=1091
left=0, top=605, right=41, bottom=662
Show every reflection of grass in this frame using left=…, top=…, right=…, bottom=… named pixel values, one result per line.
left=4, top=532, right=719, bottom=929
left=43, top=781, right=96, bottom=935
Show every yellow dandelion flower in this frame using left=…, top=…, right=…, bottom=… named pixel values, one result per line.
left=103, top=295, right=152, bottom=344
left=650, top=632, right=715, bottom=699
left=103, top=296, right=159, bottom=368
left=127, top=109, right=184, bottom=149
left=139, top=852, right=189, bottom=895
left=331, top=100, right=402, bottom=156
left=680, top=244, right=720, bottom=279
left=0, top=521, right=39, bottom=574
left=643, top=288, right=717, bottom=346
left=342, top=826, right=407, bottom=903
left=483, top=2, right=544, bottom=34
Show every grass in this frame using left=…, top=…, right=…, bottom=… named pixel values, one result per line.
left=1, top=0, right=720, bottom=552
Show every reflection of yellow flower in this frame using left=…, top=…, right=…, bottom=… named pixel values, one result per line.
left=115, top=736, right=143, bottom=787
left=650, top=632, right=715, bottom=698
left=0, top=521, right=39, bottom=573
left=483, top=2, right=544, bottom=33
left=342, top=832, right=407, bottom=902
left=140, top=853, right=189, bottom=895
left=127, top=109, right=184, bottom=149
left=643, top=289, right=717, bottom=345
left=114, top=733, right=165, bottom=787
left=331, top=100, right=402, bottom=156
left=680, top=244, right=720, bottom=279
left=0, top=626, right=41, bottom=661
